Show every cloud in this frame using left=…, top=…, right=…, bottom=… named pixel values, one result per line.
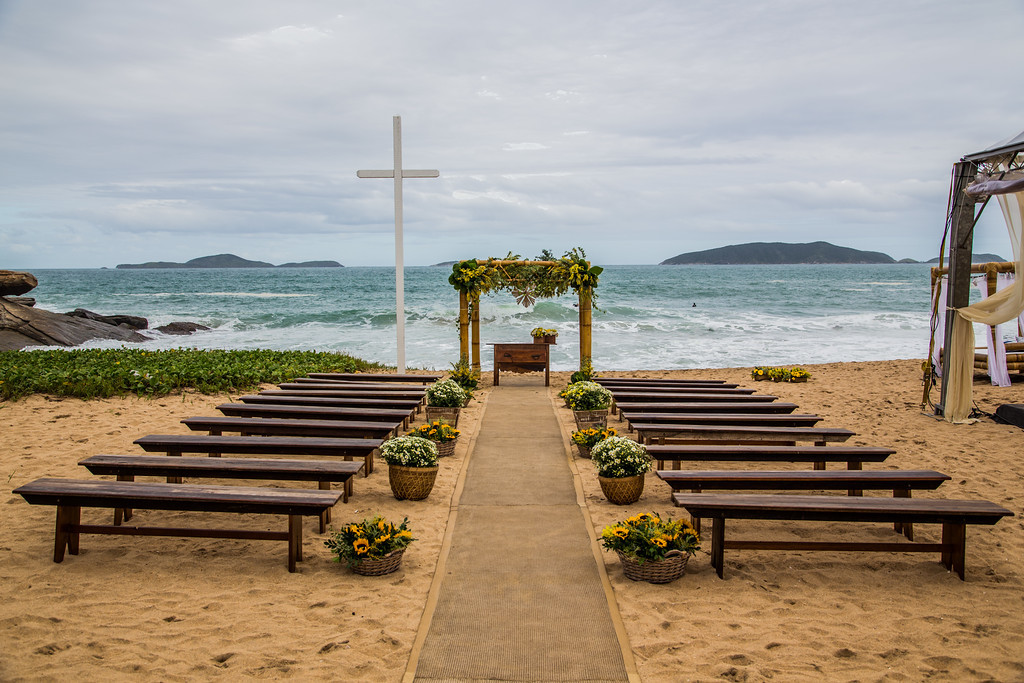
left=0, top=1, right=1022, bottom=267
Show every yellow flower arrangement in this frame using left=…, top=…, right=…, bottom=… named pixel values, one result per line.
left=325, top=516, right=416, bottom=568
left=600, top=512, right=700, bottom=564
left=408, top=420, right=460, bottom=443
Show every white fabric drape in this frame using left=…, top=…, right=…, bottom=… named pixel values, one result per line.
left=947, top=190, right=1024, bottom=422
left=997, top=272, right=1024, bottom=337
left=931, top=276, right=947, bottom=378
left=973, top=277, right=1011, bottom=386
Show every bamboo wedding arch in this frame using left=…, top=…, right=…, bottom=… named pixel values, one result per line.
left=447, top=249, right=603, bottom=373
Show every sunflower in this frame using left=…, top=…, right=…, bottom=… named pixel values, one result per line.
left=353, top=539, right=370, bottom=555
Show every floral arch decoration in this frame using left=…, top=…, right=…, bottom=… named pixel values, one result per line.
left=447, top=247, right=603, bottom=373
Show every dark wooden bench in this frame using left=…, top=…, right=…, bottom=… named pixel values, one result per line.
left=658, top=469, right=951, bottom=535
left=270, top=386, right=425, bottom=399
left=80, top=455, right=363, bottom=531
left=614, top=402, right=798, bottom=414
left=217, top=402, right=414, bottom=427
left=634, top=424, right=854, bottom=446
left=289, top=378, right=427, bottom=389
left=646, top=444, right=896, bottom=471
left=13, top=478, right=343, bottom=572
left=620, top=413, right=822, bottom=431
left=671, top=492, right=1014, bottom=579
left=183, top=416, right=400, bottom=440
left=239, top=394, right=422, bottom=413
left=133, top=434, right=384, bottom=475
left=610, top=393, right=778, bottom=415
left=305, top=372, right=442, bottom=384
left=606, top=385, right=752, bottom=395
left=596, top=378, right=728, bottom=386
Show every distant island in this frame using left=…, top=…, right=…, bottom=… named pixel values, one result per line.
left=661, top=241, right=895, bottom=265
left=115, top=254, right=344, bottom=269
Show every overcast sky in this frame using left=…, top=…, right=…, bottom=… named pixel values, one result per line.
left=2, top=1, right=1021, bottom=269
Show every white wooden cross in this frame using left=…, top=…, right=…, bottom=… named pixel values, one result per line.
left=357, top=116, right=439, bottom=373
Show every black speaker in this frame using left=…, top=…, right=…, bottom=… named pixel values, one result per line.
left=994, top=404, right=1024, bottom=429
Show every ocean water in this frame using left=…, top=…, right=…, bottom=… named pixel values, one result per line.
left=24, top=264, right=940, bottom=371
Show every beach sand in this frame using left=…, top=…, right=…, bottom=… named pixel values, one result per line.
left=2, top=360, right=1023, bottom=681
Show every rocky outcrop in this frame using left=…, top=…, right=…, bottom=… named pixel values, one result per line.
left=0, top=271, right=38, bottom=296
left=155, top=322, right=211, bottom=335
left=0, top=298, right=149, bottom=351
left=65, top=308, right=149, bottom=330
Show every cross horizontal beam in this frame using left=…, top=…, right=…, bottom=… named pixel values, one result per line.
left=357, top=170, right=439, bottom=179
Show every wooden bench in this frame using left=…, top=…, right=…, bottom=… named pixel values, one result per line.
left=217, top=402, right=414, bottom=427
left=289, top=378, right=428, bottom=389
left=671, top=492, right=1014, bottom=579
left=596, top=378, right=729, bottom=386
left=270, top=386, right=425, bottom=399
left=133, top=434, right=384, bottom=475
left=620, top=413, right=822, bottom=431
left=634, top=424, right=855, bottom=446
left=13, top=478, right=343, bottom=572
left=305, top=372, right=442, bottom=384
left=257, top=391, right=423, bottom=412
left=239, top=394, right=422, bottom=413
left=647, top=444, right=896, bottom=470
left=606, top=385, right=753, bottom=395
left=610, top=393, right=778, bottom=415
left=614, top=402, right=799, bottom=414
left=658, top=469, right=951, bottom=535
left=183, top=416, right=400, bottom=440
left=80, top=455, right=363, bottom=531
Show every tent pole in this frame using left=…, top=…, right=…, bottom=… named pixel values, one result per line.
left=938, top=160, right=979, bottom=416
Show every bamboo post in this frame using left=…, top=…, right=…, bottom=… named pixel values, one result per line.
left=471, top=293, right=481, bottom=372
left=579, top=286, right=593, bottom=371
left=459, top=290, right=469, bottom=363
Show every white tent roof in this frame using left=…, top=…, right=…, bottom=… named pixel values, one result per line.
left=964, top=129, right=1024, bottom=162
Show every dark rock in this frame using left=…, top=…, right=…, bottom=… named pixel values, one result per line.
left=0, top=271, right=39, bottom=296
left=0, top=298, right=148, bottom=351
left=65, top=308, right=149, bottom=330
left=155, top=322, right=210, bottom=336
left=7, top=297, right=35, bottom=307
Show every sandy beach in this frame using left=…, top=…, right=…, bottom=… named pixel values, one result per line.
left=2, top=359, right=1023, bottom=681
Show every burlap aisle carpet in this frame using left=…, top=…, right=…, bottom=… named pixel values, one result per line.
left=413, top=377, right=629, bottom=683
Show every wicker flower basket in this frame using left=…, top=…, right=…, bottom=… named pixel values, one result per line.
left=598, top=474, right=645, bottom=505
left=576, top=443, right=592, bottom=459
left=388, top=464, right=439, bottom=500
left=574, top=409, right=608, bottom=430
left=425, top=406, right=460, bottom=427
left=616, top=550, right=688, bottom=583
left=435, top=439, right=457, bottom=457
left=351, top=548, right=407, bottom=576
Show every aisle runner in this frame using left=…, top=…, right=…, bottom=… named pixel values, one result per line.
left=413, top=379, right=628, bottom=682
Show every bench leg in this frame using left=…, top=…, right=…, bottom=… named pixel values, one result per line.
left=813, top=461, right=826, bottom=470
left=893, top=488, right=912, bottom=538
left=115, top=474, right=134, bottom=524
left=711, top=517, right=725, bottom=579
left=493, top=368, right=499, bottom=386
left=287, top=515, right=303, bottom=572
left=941, top=522, right=967, bottom=580
left=345, top=477, right=353, bottom=503
left=318, top=481, right=331, bottom=533
left=54, top=506, right=81, bottom=562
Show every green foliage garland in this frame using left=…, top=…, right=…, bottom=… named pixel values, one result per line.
left=448, top=247, right=602, bottom=307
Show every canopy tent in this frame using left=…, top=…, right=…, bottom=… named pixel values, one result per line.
left=934, top=129, right=1024, bottom=422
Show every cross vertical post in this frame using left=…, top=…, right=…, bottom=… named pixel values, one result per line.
left=357, top=116, right=439, bottom=373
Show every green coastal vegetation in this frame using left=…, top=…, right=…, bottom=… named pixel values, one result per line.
left=0, top=348, right=384, bottom=401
